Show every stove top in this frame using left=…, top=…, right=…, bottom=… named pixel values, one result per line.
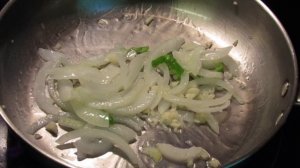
left=1, top=0, right=300, bottom=168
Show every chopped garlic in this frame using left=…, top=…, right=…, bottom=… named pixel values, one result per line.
left=45, top=121, right=58, bottom=137
left=197, top=85, right=215, bottom=100
left=160, top=109, right=182, bottom=129
left=185, top=87, right=200, bottom=99
left=207, top=157, right=221, bottom=168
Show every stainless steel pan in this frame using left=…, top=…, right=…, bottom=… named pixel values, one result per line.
left=0, top=0, right=298, bottom=167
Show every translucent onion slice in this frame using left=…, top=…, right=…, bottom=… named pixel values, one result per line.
left=34, top=61, right=62, bottom=115
left=77, top=80, right=121, bottom=101
left=56, top=128, right=140, bottom=166
left=205, top=113, right=220, bottom=134
left=107, top=124, right=137, bottom=143
left=70, top=101, right=110, bottom=127
left=149, top=86, right=163, bottom=110
left=113, top=116, right=143, bottom=132
left=187, top=100, right=231, bottom=113
left=194, top=113, right=220, bottom=134
left=47, top=79, right=71, bottom=111
left=159, top=64, right=170, bottom=87
left=88, top=79, right=145, bottom=109
left=198, top=69, right=223, bottom=79
left=158, top=100, right=171, bottom=113
left=201, top=47, right=232, bottom=69
left=58, top=116, right=85, bottom=130
left=156, top=143, right=210, bottom=165
left=173, top=47, right=204, bottom=75
left=27, top=112, right=70, bottom=134
left=57, top=79, right=73, bottom=102
left=169, top=72, right=189, bottom=95
left=108, top=87, right=157, bottom=116
left=49, top=65, right=116, bottom=85
left=163, top=92, right=232, bottom=109
left=124, top=53, right=146, bottom=89
left=38, top=48, right=69, bottom=65
left=195, top=78, right=244, bottom=103
left=74, top=138, right=112, bottom=157
left=148, top=37, right=185, bottom=59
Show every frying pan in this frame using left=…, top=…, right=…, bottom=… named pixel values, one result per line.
left=0, top=0, right=298, bottom=167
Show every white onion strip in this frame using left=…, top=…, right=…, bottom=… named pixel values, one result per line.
left=88, top=79, right=145, bottom=109
left=113, top=116, right=143, bottom=132
left=56, top=128, right=140, bottom=167
left=107, top=124, right=137, bottom=143
left=34, top=61, right=62, bottom=115
left=169, top=72, right=189, bottom=94
left=47, top=79, right=71, bottom=111
left=156, top=143, right=210, bottom=164
left=108, top=88, right=157, bottom=116
left=74, top=138, right=112, bottom=158
left=199, top=69, right=223, bottom=79
left=163, top=92, right=232, bottom=109
left=187, top=100, right=231, bottom=113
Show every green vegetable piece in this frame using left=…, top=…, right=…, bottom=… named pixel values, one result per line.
left=214, top=62, right=224, bottom=72
left=143, top=147, right=162, bottom=163
left=151, top=55, right=167, bottom=67
left=130, top=46, right=149, bottom=54
left=151, top=53, right=184, bottom=80
left=109, top=114, right=115, bottom=125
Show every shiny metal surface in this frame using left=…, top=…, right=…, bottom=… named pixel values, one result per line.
left=0, top=116, right=7, bottom=168
left=0, top=0, right=297, bottom=167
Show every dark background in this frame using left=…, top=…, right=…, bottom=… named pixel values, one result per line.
left=0, top=0, right=299, bottom=168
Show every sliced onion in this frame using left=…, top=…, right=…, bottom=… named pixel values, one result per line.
left=34, top=61, right=62, bottom=115
left=74, top=137, right=112, bottom=157
left=148, top=37, right=185, bottom=59
left=195, top=78, right=244, bottom=103
left=49, top=65, right=113, bottom=84
left=123, top=53, right=146, bottom=89
left=188, top=100, right=231, bottom=113
left=38, top=48, right=69, bottom=65
left=149, top=86, right=163, bottom=110
left=163, top=92, right=232, bottom=109
left=107, top=124, right=137, bottom=143
left=57, top=79, right=73, bottom=102
left=70, top=101, right=110, bottom=127
left=113, top=116, right=143, bottom=132
left=169, top=72, right=189, bottom=94
left=58, top=116, right=85, bottom=130
left=88, top=79, right=145, bottom=109
left=159, top=64, right=170, bottom=87
left=108, top=87, right=157, bottom=116
left=47, top=79, right=72, bottom=111
left=173, top=47, right=203, bottom=75
left=158, top=100, right=171, bottom=113
left=199, top=69, right=223, bottom=79
left=56, top=128, right=140, bottom=167
left=201, top=47, right=232, bottom=69
left=205, top=113, right=220, bottom=134
left=156, top=143, right=210, bottom=164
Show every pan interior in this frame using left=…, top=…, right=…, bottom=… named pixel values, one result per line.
left=0, top=0, right=297, bottom=167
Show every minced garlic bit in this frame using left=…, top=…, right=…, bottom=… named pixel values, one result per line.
left=45, top=121, right=58, bottom=137
left=160, top=109, right=182, bottom=129
left=207, top=157, right=221, bottom=168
